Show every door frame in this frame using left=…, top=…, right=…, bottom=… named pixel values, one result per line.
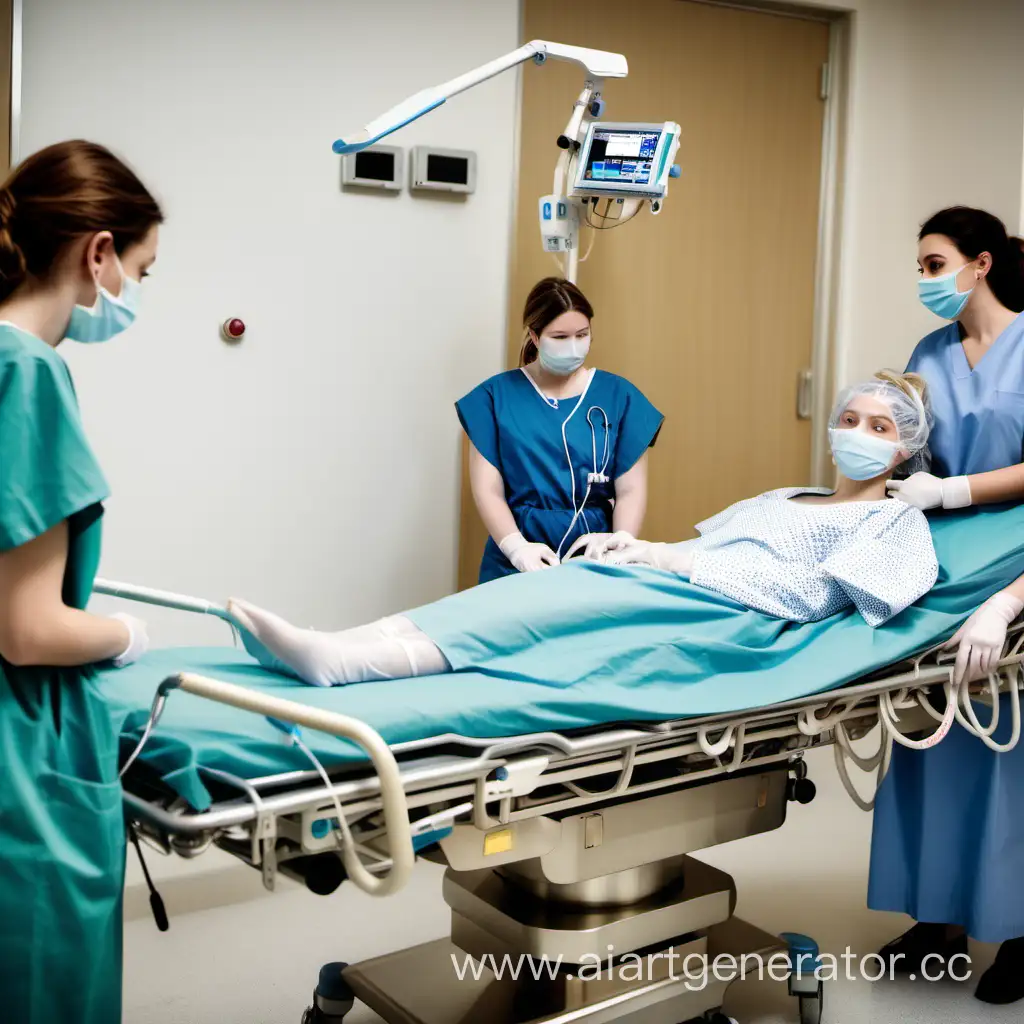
left=9, top=0, right=21, bottom=167
left=509, top=0, right=851, bottom=485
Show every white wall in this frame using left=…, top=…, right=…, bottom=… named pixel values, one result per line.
left=811, top=0, right=1024, bottom=386
left=21, top=0, right=520, bottom=645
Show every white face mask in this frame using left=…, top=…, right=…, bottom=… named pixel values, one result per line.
left=538, top=333, right=591, bottom=376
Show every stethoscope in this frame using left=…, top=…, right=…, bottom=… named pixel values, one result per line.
left=520, top=366, right=613, bottom=559
left=557, top=399, right=611, bottom=559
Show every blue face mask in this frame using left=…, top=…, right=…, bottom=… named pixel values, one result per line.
left=918, top=262, right=975, bottom=320
left=829, top=427, right=902, bottom=481
left=538, top=334, right=590, bottom=376
left=65, top=256, right=141, bottom=344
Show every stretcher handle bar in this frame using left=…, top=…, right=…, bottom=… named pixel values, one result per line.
left=167, top=673, right=414, bottom=897
left=93, top=578, right=236, bottom=626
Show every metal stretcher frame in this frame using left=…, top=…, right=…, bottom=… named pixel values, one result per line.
left=101, top=581, right=1024, bottom=1024
left=100, top=578, right=1024, bottom=899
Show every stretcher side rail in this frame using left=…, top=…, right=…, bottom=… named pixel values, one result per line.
left=121, top=664, right=1006, bottom=896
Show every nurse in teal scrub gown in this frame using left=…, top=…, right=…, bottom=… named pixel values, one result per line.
left=0, top=141, right=162, bottom=1023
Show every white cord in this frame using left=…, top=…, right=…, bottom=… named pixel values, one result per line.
left=879, top=683, right=958, bottom=750
left=833, top=720, right=893, bottom=811
left=956, top=669, right=1022, bottom=753
left=954, top=672, right=1000, bottom=738
left=293, top=732, right=358, bottom=857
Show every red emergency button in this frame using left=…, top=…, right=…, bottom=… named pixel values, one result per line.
left=221, top=318, right=246, bottom=342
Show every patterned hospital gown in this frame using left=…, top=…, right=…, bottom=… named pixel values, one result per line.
left=684, top=488, right=938, bottom=626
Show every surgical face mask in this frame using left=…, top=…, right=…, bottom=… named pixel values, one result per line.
left=918, top=262, right=975, bottom=320
left=828, top=427, right=902, bottom=481
left=538, top=333, right=590, bottom=376
left=65, top=255, right=141, bottom=344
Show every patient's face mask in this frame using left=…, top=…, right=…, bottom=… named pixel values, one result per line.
left=829, top=427, right=902, bottom=481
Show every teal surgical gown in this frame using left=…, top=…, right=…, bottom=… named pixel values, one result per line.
left=457, top=368, right=663, bottom=583
left=0, top=324, right=124, bottom=1021
left=868, top=312, right=1024, bottom=942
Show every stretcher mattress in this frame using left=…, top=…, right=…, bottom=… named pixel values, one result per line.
left=100, top=506, right=1024, bottom=811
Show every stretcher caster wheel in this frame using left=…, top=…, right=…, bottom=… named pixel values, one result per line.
left=798, top=981, right=824, bottom=1024
left=787, top=777, right=817, bottom=804
left=302, top=962, right=354, bottom=1022
left=701, top=1013, right=737, bottom=1024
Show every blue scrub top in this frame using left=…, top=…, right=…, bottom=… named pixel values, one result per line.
left=458, top=368, right=664, bottom=583
left=868, top=310, right=1024, bottom=943
left=906, top=311, right=1024, bottom=475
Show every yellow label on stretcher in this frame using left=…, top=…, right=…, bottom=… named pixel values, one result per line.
left=484, top=829, right=514, bottom=856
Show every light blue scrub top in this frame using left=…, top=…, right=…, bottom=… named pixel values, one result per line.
left=868, top=309, right=1024, bottom=943
left=457, top=368, right=664, bottom=583
left=906, top=312, right=1024, bottom=474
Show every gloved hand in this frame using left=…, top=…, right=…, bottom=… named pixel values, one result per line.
left=945, top=591, right=1024, bottom=686
left=887, top=472, right=972, bottom=511
left=110, top=612, right=150, bottom=668
left=605, top=540, right=695, bottom=576
left=498, top=531, right=559, bottom=572
left=564, top=530, right=635, bottom=562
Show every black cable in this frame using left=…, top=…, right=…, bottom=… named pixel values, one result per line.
left=129, top=823, right=169, bottom=932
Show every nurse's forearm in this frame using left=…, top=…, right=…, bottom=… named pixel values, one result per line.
left=613, top=457, right=648, bottom=536
left=966, top=463, right=1024, bottom=505
left=0, top=522, right=131, bottom=667
left=3, top=608, right=130, bottom=668
left=468, top=443, right=519, bottom=544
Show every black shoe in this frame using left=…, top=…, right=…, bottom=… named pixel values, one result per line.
left=975, top=937, right=1024, bottom=1004
left=878, top=923, right=969, bottom=976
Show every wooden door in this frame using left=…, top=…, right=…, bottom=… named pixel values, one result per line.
left=458, top=0, right=829, bottom=589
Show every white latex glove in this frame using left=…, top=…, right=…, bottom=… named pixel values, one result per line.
left=109, top=612, right=150, bottom=668
left=564, top=530, right=635, bottom=562
left=605, top=540, right=695, bottom=576
left=498, top=531, right=559, bottom=572
left=887, top=472, right=972, bottom=511
left=945, top=591, right=1024, bottom=686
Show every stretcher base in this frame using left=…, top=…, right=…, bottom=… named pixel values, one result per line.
left=340, top=914, right=782, bottom=1024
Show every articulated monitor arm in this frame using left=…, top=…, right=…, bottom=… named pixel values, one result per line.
left=333, top=40, right=628, bottom=154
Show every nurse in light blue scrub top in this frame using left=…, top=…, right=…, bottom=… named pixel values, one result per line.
left=458, top=277, right=664, bottom=584
left=869, top=207, right=1024, bottom=1006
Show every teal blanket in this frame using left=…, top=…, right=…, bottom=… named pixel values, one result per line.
left=101, top=506, right=1024, bottom=811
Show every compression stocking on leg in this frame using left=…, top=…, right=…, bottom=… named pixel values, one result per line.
left=228, top=599, right=449, bottom=687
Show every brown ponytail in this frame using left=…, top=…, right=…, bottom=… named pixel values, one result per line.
left=0, top=140, right=163, bottom=303
left=519, top=277, right=595, bottom=365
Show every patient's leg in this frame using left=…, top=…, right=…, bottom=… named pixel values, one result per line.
left=228, top=599, right=450, bottom=687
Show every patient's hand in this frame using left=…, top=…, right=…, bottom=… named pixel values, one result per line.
left=565, top=531, right=635, bottom=562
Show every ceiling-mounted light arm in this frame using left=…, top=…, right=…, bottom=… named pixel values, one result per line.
left=332, top=39, right=628, bottom=155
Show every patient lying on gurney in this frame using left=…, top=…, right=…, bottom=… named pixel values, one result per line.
left=230, top=372, right=939, bottom=687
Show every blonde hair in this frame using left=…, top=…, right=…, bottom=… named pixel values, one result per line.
left=873, top=369, right=928, bottom=408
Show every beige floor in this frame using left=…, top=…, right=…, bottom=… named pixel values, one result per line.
left=122, top=745, right=1017, bottom=1024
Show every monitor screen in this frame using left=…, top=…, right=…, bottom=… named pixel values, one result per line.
left=427, top=153, right=470, bottom=185
left=583, top=129, right=661, bottom=186
left=354, top=150, right=396, bottom=182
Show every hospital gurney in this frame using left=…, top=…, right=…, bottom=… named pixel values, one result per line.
left=96, top=553, right=1024, bottom=1024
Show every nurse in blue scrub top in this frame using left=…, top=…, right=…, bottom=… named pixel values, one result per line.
left=457, top=277, right=664, bottom=583
left=870, top=206, right=1024, bottom=1005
